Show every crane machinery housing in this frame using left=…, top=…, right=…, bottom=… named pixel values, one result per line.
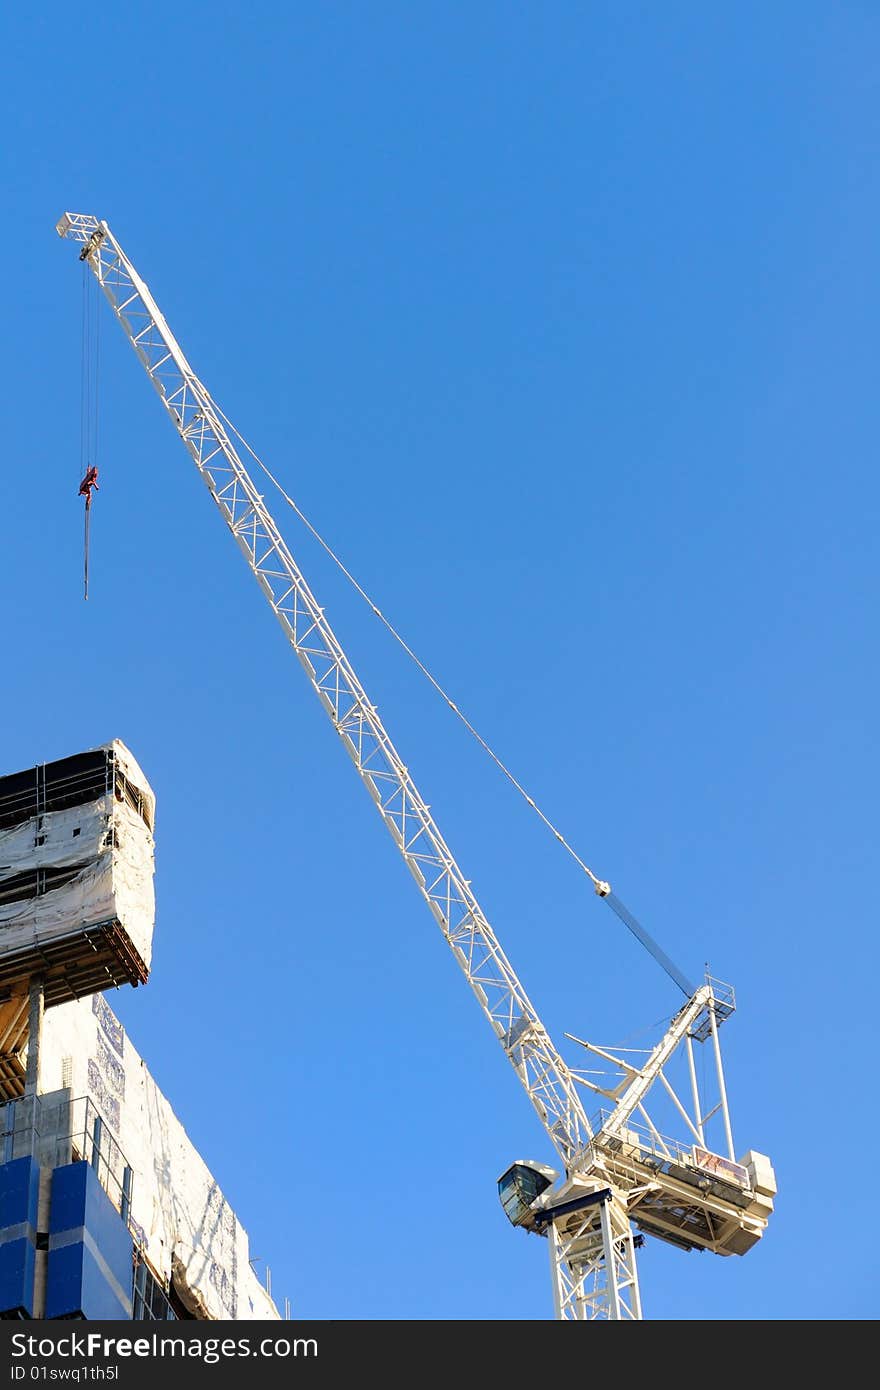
left=56, top=211, right=776, bottom=1321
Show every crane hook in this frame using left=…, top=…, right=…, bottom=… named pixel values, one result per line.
left=78, top=466, right=99, bottom=600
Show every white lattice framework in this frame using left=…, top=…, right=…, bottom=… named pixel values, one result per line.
left=546, top=1194, right=642, bottom=1321
left=56, top=212, right=593, bottom=1169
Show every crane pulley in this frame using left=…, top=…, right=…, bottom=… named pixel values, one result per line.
left=57, top=211, right=775, bottom=1319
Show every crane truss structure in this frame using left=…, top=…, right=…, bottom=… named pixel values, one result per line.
left=57, top=213, right=776, bottom=1320
left=503, top=980, right=777, bottom=1316
left=544, top=1191, right=643, bottom=1321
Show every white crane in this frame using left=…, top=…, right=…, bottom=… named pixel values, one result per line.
left=57, top=212, right=776, bottom=1320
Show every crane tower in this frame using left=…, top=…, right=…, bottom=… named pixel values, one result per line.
left=57, top=212, right=776, bottom=1319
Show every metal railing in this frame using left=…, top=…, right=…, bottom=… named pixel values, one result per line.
left=0, top=1093, right=135, bottom=1221
left=0, top=1094, right=192, bottom=1322
left=586, top=1108, right=750, bottom=1190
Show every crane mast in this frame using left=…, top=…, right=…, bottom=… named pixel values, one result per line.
left=58, top=213, right=776, bottom=1321
left=56, top=212, right=592, bottom=1168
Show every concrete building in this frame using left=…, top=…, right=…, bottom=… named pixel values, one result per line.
left=0, top=742, right=279, bottom=1321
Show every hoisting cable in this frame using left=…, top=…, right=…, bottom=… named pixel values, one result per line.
left=208, top=394, right=695, bottom=998
left=83, top=497, right=91, bottom=600
left=80, top=266, right=87, bottom=481
left=77, top=264, right=101, bottom=600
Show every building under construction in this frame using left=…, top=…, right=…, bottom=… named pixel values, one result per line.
left=0, top=741, right=279, bottom=1321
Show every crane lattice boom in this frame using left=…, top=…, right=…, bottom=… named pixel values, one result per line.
left=57, top=212, right=592, bottom=1167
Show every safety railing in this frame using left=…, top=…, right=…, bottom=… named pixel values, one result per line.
left=0, top=1093, right=135, bottom=1222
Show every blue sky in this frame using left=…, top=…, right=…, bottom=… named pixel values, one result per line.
left=2, top=3, right=877, bottom=1320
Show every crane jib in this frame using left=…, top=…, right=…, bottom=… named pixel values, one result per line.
left=56, top=210, right=595, bottom=1166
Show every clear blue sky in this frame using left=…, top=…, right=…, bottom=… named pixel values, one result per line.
left=2, top=3, right=876, bottom=1321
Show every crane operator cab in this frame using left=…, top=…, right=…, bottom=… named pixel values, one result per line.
left=498, top=1161, right=558, bottom=1234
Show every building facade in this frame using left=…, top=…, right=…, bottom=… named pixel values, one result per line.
left=0, top=743, right=279, bottom=1321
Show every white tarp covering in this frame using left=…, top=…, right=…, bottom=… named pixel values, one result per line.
left=0, top=740, right=155, bottom=970
left=40, top=995, right=279, bottom=1322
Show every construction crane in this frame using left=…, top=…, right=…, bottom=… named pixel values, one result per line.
left=57, top=213, right=776, bottom=1320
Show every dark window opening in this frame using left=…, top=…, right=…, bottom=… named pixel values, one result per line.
left=0, top=863, right=89, bottom=909
left=0, top=748, right=152, bottom=835
left=0, top=751, right=109, bottom=830
left=132, top=1257, right=180, bottom=1321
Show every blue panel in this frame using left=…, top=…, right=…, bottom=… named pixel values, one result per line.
left=82, top=1165, right=133, bottom=1304
left=45, top=1241, right=84, bottom=1320
left=46, top=1241, right=130, bottom=1321
left=0, top=1238, right=36, bottom=1317
left=46, top=1162, right=133, bottom=1320
left=0, top=1156, right=39, bottom=1230
left=0, top=1157, right=40, bottom=1317
left=48, top=1160, right=87, bottom=1235
left=80, top=1239, right=131, bottom=1319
